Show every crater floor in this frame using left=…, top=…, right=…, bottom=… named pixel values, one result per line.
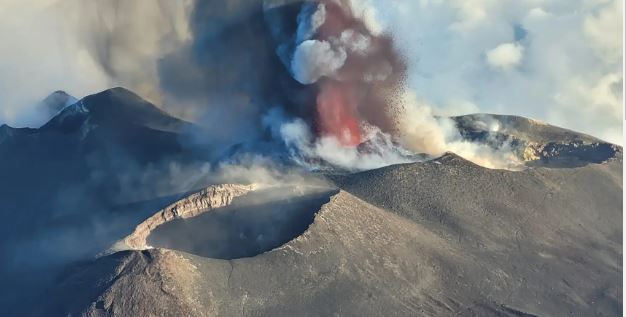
left=147, top=187, right=336, bottom=259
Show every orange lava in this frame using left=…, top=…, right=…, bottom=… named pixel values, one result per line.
left=316, top=80, right=362, bottom=147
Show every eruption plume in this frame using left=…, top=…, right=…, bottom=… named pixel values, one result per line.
left=28, top=0, right=526, bottom=170
left=275, top=0, right=522, bottom=170
left=287, top=0, right=407, bottom=151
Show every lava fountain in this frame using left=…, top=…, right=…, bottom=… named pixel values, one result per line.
left=316, top=79, right=362, bottom=146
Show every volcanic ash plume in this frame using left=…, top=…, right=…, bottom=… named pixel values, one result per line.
left=288, top=1, right=403, bottom=143
left=260, top=0, right=409, bottom=169
left=266, top=0, right=520, bottom=170
left=52, top=0, right=521, bottom=170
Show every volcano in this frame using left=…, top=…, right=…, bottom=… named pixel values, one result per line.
left=0, top=86, right=622, bottom=316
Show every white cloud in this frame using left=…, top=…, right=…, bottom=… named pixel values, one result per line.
left=527, top=7, right=550, bottom=19
left=486, top=42, right=524, bottom=71
left=583, top=0, right=624, bottom=64
left=353, top=0, right=623, bottom=144
left=291, top=40, right=347, bottom=84
left=550, top=72, right=623, bottom=143
left=0, top=1, right=109, bottom=127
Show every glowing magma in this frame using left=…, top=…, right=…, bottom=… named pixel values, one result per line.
left=316, top=80, right=362, bottom=146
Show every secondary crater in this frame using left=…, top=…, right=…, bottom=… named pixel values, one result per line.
left=146, top=187, right=336, bottom=259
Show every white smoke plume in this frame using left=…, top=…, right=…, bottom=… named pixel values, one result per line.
left=277, top=118, right=415, bottom=170
left=393, top=91, right=523, bottom=170
left=292, top=39, right=347, bottom=84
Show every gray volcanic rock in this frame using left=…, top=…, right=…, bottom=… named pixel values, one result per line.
left=454, top=114, right=622, bottom=167
left=46, top=153, right=622, bottom=316
left=453, top=113, right=603, bottom=144
left=0, top=87, right=203, bottom=239
left=121, top=184, right=257, bottom=251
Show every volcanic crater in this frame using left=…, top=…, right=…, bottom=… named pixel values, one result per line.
left=122, top=185, right=337, bottom=260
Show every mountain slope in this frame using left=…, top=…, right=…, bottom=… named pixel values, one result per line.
left=332, top=154, right=622, bottom=315
left=0, top=88, right=209, bottom=315
left=0, top=88, right=202, bottom=254
left=44, top=153, right=622, bottom=316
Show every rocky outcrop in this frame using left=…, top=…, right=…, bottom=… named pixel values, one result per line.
left=453, top=114, right=622, bottom=167
left=453, top=113, right=601, bottom=144
left=522, top=140, right=621, bottom=166
left=120, top=184, right=257, bottom=250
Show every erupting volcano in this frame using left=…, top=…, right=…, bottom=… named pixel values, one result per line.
left=289, top=0, right=406, bottom=149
